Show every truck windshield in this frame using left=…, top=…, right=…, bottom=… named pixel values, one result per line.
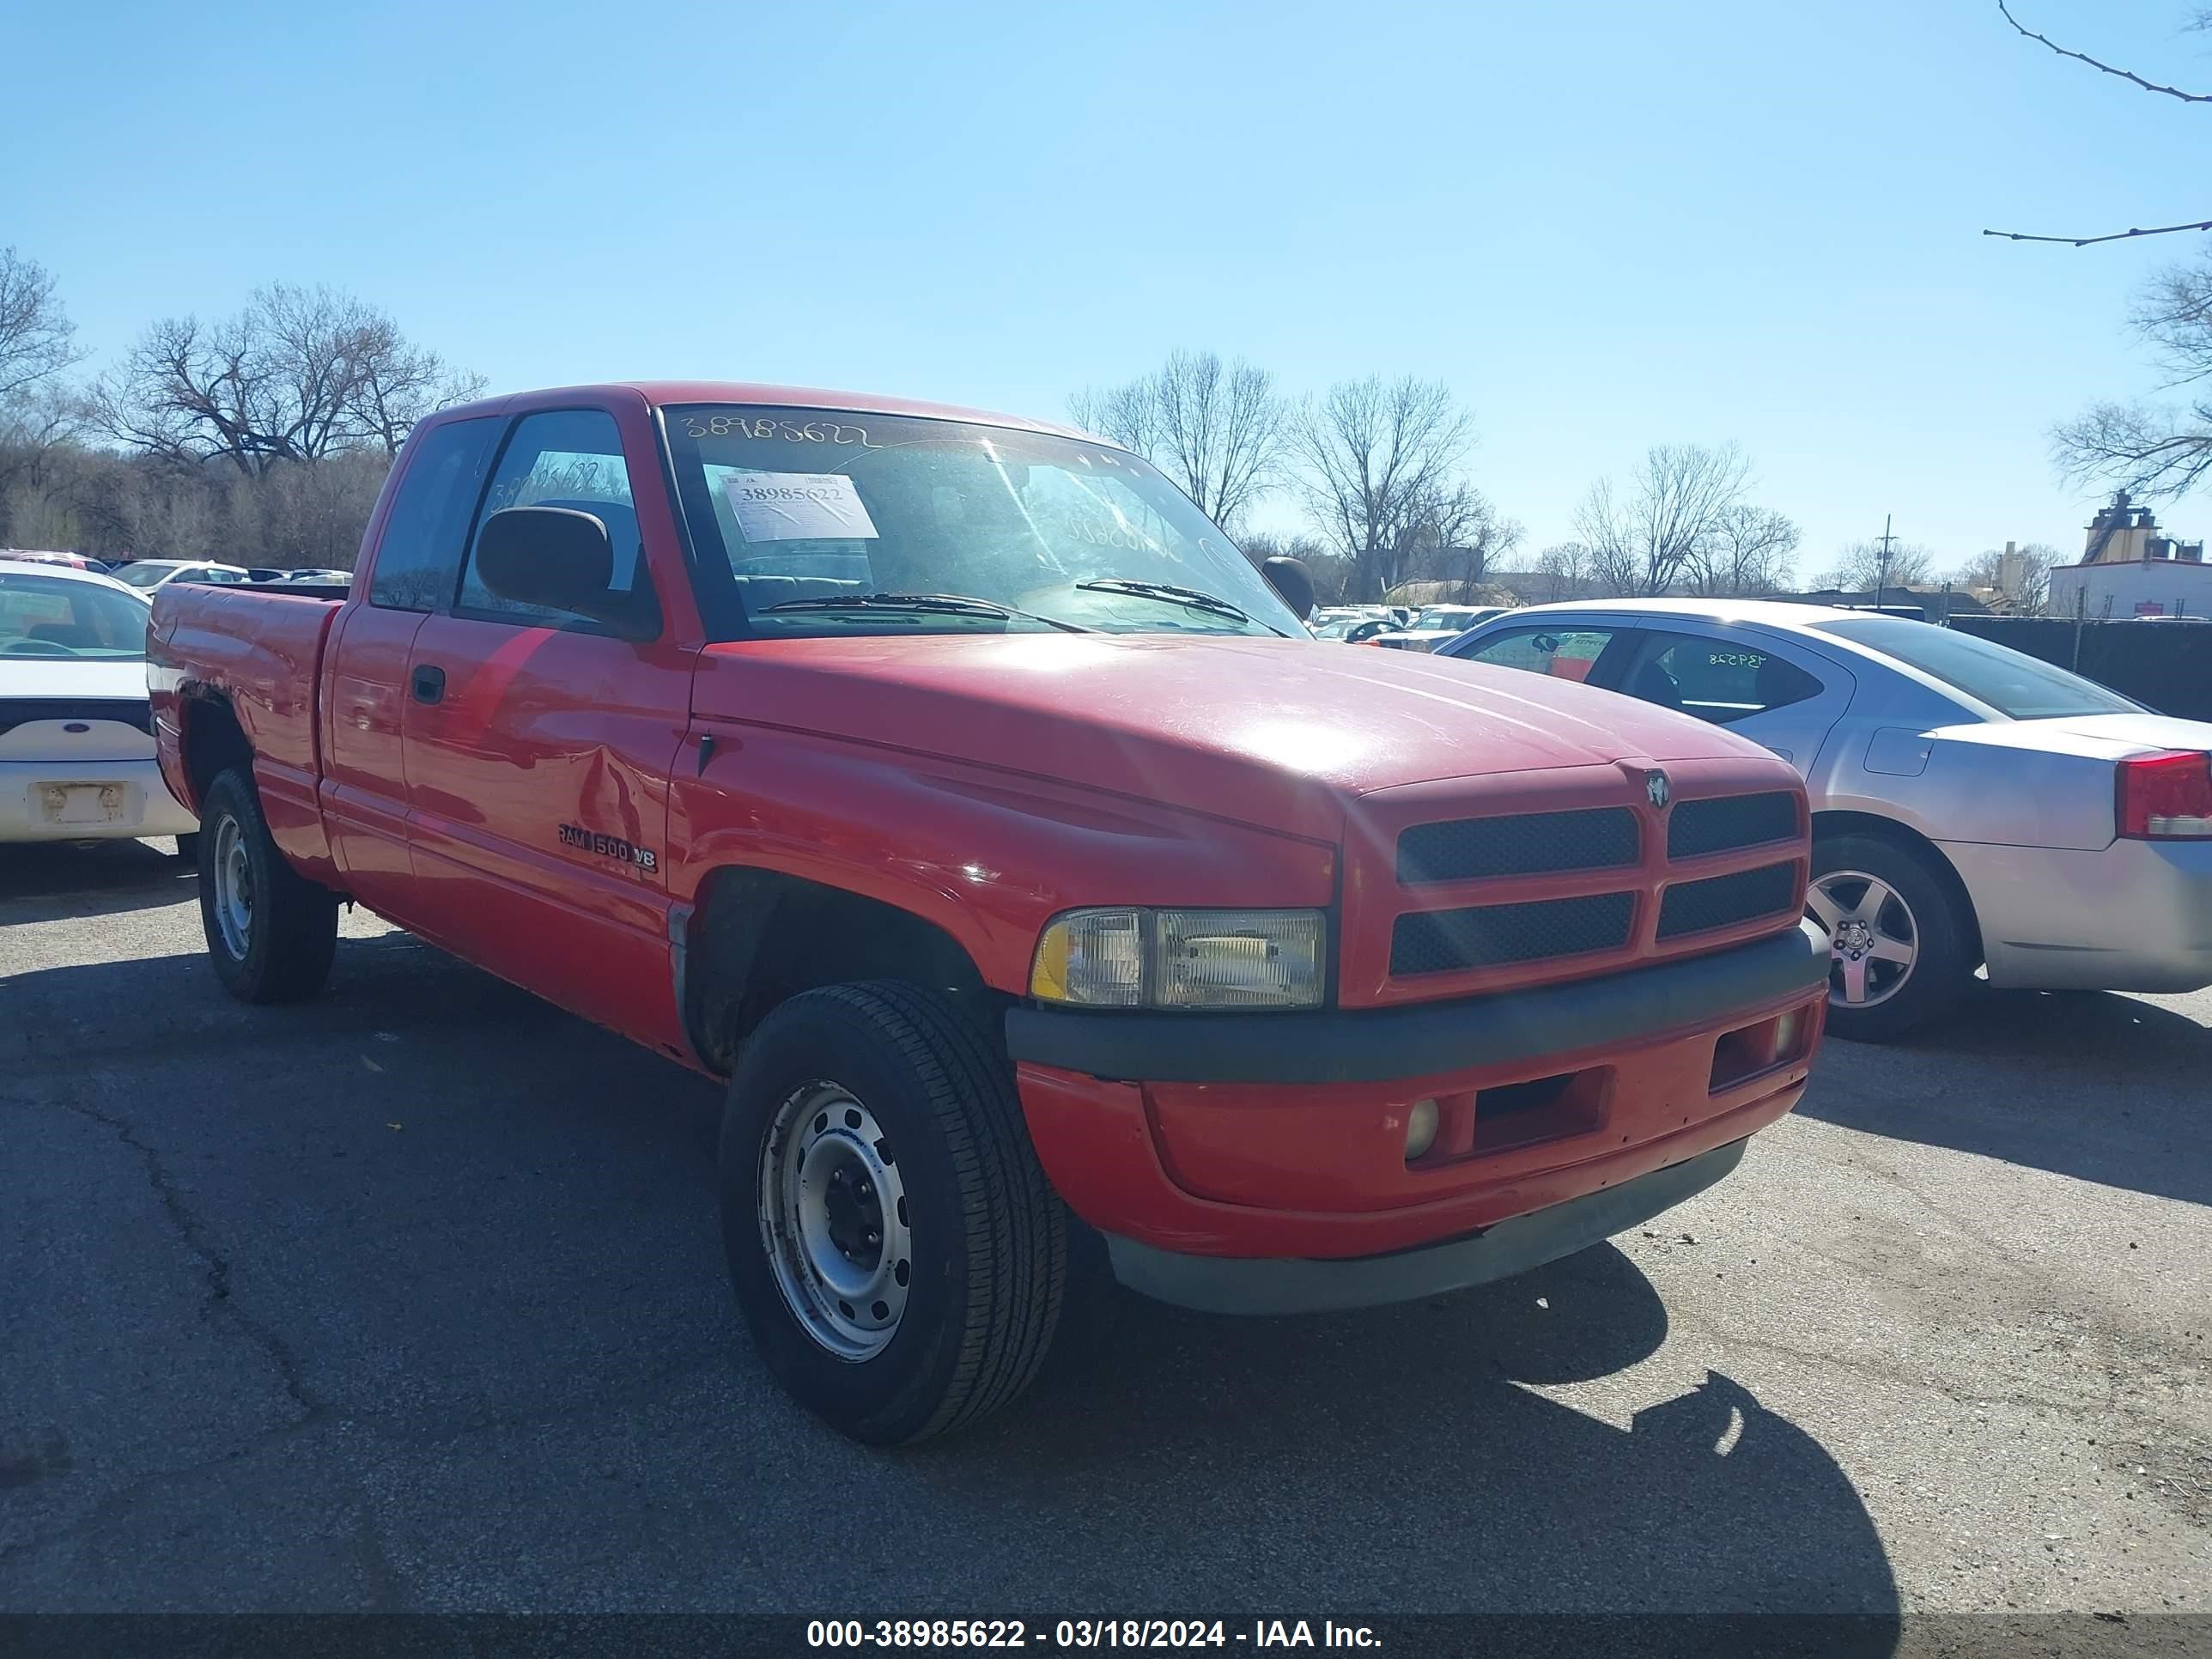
left=1812, top=616, right=2140, bottom=720
left=664, top=406, right=1303, bottom=640
left=0, top=572, right=150, bottom=659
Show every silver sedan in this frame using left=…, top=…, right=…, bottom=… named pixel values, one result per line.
left=1437, top=599, right=2212, bottom=1040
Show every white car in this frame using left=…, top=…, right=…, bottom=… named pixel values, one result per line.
left=0, top=558, right=198, bottom=850
left=112, top=560, right=252, bottom=592
left=1438, top=599, right=2212, bottom=1039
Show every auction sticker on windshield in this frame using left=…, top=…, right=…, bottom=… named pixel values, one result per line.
left=723, top=471, right=879, bottom=543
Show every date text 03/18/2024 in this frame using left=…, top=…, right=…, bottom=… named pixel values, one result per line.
left=805, top=1620, right=1382, bottom=1650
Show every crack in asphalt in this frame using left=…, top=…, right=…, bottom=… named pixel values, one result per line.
left=54, top=1093, right=328, bottom=1429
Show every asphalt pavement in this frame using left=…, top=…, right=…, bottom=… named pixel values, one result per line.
left=2, top=840, right=2206, bottom=1623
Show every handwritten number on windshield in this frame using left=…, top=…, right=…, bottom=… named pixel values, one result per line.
left=681, top=416, right=883, bottom=447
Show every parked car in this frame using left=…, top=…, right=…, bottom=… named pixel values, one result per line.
left=1370, top=605, right=1510, bottom=653
left=1331, top=616, right=1400, bottom=644
left=246, top=568, right=289, bottom=583
left=150, top=381, right=1826, bottom=1443
left=0, top=557, right=198, bottom=852
left=0, top=547, right=105, bottom=572
left=112, top=560, right=252, bottom=592
left=1439, top=599, right=2212, bottom=1038
left=284, top=568, right=353, bottom=585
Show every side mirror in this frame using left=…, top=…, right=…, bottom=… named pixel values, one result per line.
left=1261, top=556, right=1315, bottom=622
left=475, top=507, right=657, bottom=638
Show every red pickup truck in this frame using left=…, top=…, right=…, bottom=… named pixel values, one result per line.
left=149, top=382, right=1827, bottom=1443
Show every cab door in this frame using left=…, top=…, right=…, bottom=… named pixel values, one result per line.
left=398, top=402, right=697, bottom=1052
left=319, top=414, right=503, bottom=921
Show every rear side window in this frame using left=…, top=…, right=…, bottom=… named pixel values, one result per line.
left=369, top=417, right=502, bottom=612
left=456, top=410, right=641, bottom=625
left=1635, top=631, right=1825, bottom=724
left=1455, top=625, right=1617, bottom=683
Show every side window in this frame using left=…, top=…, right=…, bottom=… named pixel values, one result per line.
left=370, top=417, right=502, bottom=611
left=457, top=410, right=639, bottom=625
left=1458, top=626, right=1616, bottom=683
left=1636, top=631, right=1825, bottom=723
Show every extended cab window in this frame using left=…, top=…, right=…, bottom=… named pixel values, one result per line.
left=457, top=410, right=642, bottom=625
left=1457, top=626, right=1616, bottom=683
left=663, top=406, right=1303, bottom=640
left=370, top=417, right=501, bottom=611
left=1626, top=631, right=1824, bottom=723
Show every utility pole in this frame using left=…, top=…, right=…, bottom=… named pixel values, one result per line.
left=1874, top=514, right=1898, bottom=611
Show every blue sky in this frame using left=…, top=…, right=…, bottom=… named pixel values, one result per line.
left=6, top=0, right=2209, bottom=579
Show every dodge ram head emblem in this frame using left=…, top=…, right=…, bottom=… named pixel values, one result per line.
left=1644, top=769, right=1671, bottom=810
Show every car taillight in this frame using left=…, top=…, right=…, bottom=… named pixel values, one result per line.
left=2116, top=750, right=2212, bottom=839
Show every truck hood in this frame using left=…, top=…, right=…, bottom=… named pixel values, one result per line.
left=695, top=634, right=1777, bottom=840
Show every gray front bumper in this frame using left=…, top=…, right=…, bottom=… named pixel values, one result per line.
left=1103, top=1137, right=1748, bottom=1316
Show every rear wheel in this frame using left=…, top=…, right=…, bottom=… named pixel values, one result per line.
left=197, top=768, right=339, bottom=1004
left=1808, top=831, right=1971, bottom=1042
left=719, top=981, right=1066, bottom=1444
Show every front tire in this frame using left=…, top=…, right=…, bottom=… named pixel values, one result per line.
left=1808, top=830, right=1972, bottom=1042
left=197, top=768, right=340, bottom=1005
left=719, top=981, right=1066, bottom=1444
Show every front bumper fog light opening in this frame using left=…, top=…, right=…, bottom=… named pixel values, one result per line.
left=1403, top=1098, right=1440, bottom=1164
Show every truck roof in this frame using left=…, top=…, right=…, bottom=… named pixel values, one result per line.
left=429, top=382, right=1100, bottom=445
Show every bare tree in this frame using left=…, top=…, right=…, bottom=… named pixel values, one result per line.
left=1985, top=4, right=2212, bottom=246
left=1069, top=350, right=1286, bottom=529
left=1576, top=442, right=1753, bottom=597
left=1390, top=483, right=1522, bottom=602
left=1820, top=540, right=1936, bottom=593
left=1532, top=541, right=1593, bottom=603
left=1290, top=376, right=1478, bottom=601
left=94, top=283, right=483, bottom=476
left=1683, top=503, right=1800, bottom=597
left=0, top=248, right=86, bottom=402
left=2050, top=255, right=2212, bottom=501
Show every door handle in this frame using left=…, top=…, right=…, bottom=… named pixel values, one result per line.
left=411, top=664, right=447, bottom=705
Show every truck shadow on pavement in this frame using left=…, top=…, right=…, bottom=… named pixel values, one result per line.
left=0, top=930, right=1897, bottom=1630
left=0, top=840, right=198, bottom=926
left=1798, top=987, right=2210, bottom=1206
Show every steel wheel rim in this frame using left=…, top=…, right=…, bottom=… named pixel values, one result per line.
left=1808, top=868, right=1917, bottom=1009
left=213, top=816, right=253, bottom=961
left=757, top=1081, right=912, bottom=1362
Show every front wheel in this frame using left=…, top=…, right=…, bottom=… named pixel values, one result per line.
left=197, top=768, right=340, bottom=1004
left=719, top=981, right=1066, bottom=1444
left=1808, top=831, right=1972, bottom=1042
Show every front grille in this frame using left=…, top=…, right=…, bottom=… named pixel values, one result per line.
left=0, top=697, right=152, bottom=738
left=1656, top=861, right=1799, bottom=940
left=1397, top=808, right=1638, bottom=884
left=1391, top=891, right=1635, bottom=975
left=1667, top=792, right=1798, bottom=860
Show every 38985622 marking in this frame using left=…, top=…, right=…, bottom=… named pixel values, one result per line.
left=805, top=1619, right=1242, bottom=1649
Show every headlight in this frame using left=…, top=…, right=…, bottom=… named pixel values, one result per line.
left=1030, top=908, right=1327, bottom=1010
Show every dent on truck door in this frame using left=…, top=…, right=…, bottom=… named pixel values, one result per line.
left=399, top=407, right=694, bottom=1053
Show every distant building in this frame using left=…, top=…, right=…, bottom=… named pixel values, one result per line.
left=2047, top=495, right=2208, bottom=619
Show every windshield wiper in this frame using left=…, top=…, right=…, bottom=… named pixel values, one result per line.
left=758, top=592, right=1093, bottom=634
left=1073, top=577, right=1267, bottom=629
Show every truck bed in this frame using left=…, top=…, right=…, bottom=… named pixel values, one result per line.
left=148, top=580, right=349, bottom=831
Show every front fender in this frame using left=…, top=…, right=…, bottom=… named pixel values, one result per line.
left=666, top=723, right=1339, bottom=994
